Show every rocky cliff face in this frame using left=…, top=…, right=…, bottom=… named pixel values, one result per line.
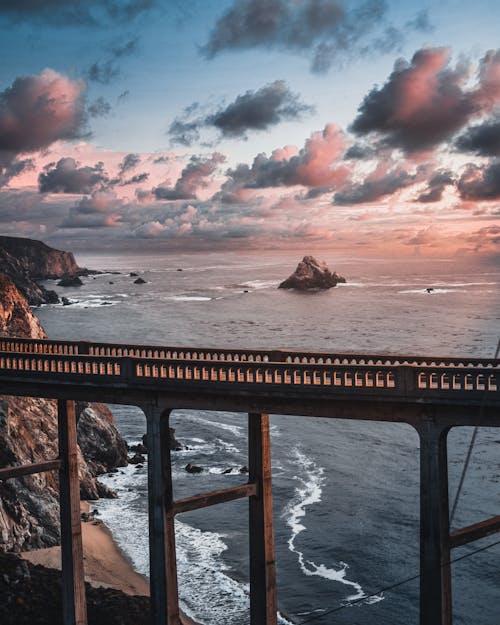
left=0, top=236, right=81, bottom=280
left=279, top=255, right=346, bottom=290
left=0, top=236, right=88, bottom=305
left=0, top=273, right=128, bottom=552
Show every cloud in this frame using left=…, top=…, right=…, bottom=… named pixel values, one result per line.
left=0, top=158, right=34, bottom=187
left=87, top=36, right=139, bottom=85
left=87, top=97, right=112, bottom=118
left=87, top=60, right=120, bottom=85
left=0, top=69, right=86, bottom=159
left=350, top=47, right=500, bottom=153
left=465, top=225, right=500, bottom=255
left=455, top=113, right=500, bottom=156
left=221, top=124, right=349, bottom=193
left=417, top=169, right=454, bottom=203
left=169, top=80, right=314, bottom=146
left=202, top=0, right=430, bottom=73
left=457, top=160, right=500, bottom=200
left=61, top=190, right=123, bottom=228
left=0, top=1, right=154, bottom=26
left=118, top=153, right=141, bottom=174
left=153, top=152, right=226, bottom=200
left=121, top=172, right=149, bottom=186
left=0, top=69, right=87, bottom=187
left=343, top=143, right=375, bottom=160
left=334, top=162, right=417, bottom=204
left=38, top=157, right=109, bottom=194
left=406, top=226, right=442, bottom=247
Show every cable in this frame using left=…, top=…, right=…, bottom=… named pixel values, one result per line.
left=296, top=537, right=500, bottom=625
left=450, top=337, right=500, bottom=523
left=298, top=337, right=500, bottom=625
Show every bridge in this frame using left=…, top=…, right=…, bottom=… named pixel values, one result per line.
left=0, top=336, right=499, bottom=625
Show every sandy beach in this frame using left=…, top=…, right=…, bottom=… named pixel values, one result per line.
left=22, top=502, right=149, bottom=596
left=21, top=503, right=200, bottom=625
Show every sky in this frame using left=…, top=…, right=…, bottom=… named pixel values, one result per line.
left=0, top=0, right=499, bottom=259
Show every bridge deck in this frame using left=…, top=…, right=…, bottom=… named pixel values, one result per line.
left=1, top=337, right=499, bottom=625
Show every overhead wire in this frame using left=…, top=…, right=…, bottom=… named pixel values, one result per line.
left=296, top=337, right=500, bottom=625
left=450, top=337, right=500, bottom=523
left=296, top=537, right=500, bottom=624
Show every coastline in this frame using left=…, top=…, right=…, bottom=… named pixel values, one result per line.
left=22, top=502, right=149, bottom=596
left=21, top=502, right=201, bottom=625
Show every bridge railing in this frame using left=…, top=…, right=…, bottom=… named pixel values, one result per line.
left=0, top=336, right=498, bottom=369
left=0, top=351, right=497, bottom=399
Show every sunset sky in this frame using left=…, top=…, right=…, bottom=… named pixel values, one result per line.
left=0, top=0, right=499, bottom=258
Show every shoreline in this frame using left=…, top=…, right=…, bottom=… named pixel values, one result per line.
left=22, top=502, right=201, bottom=625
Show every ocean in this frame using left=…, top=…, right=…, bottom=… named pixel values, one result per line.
left=36, top=251, right=500, bottom=625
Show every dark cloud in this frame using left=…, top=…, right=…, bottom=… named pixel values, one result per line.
left=168, top=118, right=201, bottom=147
left=455, top=114, right=500, bottom=156
left=209, top=80, right=314, bottom=138
left=0, top=1, right=154, bottom=26
left=0, top=70, right=87, bottom=161
left=111, top=37, right=139, bottom=58
left=202, top=0, right=430, bottom=73
left=61, top=190, right=123, bottom=229
left=87, top=97, right=112, bottom=118
left=121, top=172, right=149, bottom=186
left=303, top=186, right=333, bottom=199
left=119, top=153, right=141, bottom=175
left=334, top=167, right=415, bottom=204
left=39, top=158, right=109, bottom=194
left=417, top=170, right=454, bottom=203
left=154, top=153, right=226, bottom=200
left=117, top=90, right=130, bottom=103
left=350, top=48, right=500, bottom=153
left=457, top=160, right=500, bottom=200
left=87, top=37, right=139, bottom=84
left=0, top=158, right=34, bottom=188
left=169, top=80, right=313, bottom=146
left=88, top=60, right=119, bottom=85
left=343, top=143, right=375, bottom=160
left=153, top=155, right=171, bottom=164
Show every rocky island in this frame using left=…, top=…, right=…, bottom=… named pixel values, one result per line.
left=279, top=255, right=346, bottom=290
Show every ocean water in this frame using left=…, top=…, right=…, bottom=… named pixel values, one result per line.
left=36, top=252, right=500, bottom=625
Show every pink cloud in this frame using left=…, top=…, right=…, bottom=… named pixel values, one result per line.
left=351, top=47, right=500, bottom=153
left=0, top=69, right=86, bottom=157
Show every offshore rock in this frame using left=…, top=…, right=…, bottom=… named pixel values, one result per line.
left=279, top=255, right=346, bottom=291
left=0, top=273, right=128, bottom=551
left=57, top=276, right=83, bottom=287
left=0, top=236, right=88, bottom=305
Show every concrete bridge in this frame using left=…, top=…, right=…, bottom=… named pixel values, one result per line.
left=0, top=336, right=499, bottom=625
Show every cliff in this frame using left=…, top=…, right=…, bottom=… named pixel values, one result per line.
left=0, top=272, right=128, bottom=552
left=279, top=255, right=346, bottom=290
left=0, top=236, right=88, bottom=305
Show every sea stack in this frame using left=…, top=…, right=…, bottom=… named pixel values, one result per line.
left=279, top=255, right=346, bottom=291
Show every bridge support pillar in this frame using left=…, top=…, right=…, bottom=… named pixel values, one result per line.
left=248, top=413, right=277, bottom=625
left=58, top=399, right=87, bottom=625
left=145, top=405, right=180, bottom=625
left=416, top=422, right=452, bottom=625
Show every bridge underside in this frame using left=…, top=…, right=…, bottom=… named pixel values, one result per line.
left=0, top=339, right=499, bottom=625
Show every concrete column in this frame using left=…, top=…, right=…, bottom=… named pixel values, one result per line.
left=58, top=399, right=87, bottom=625
left=416, top=422, right=452, bottom=625
left=144, top=404, right=180, bottom=625
left=248, top=412, right=277, bottom=625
